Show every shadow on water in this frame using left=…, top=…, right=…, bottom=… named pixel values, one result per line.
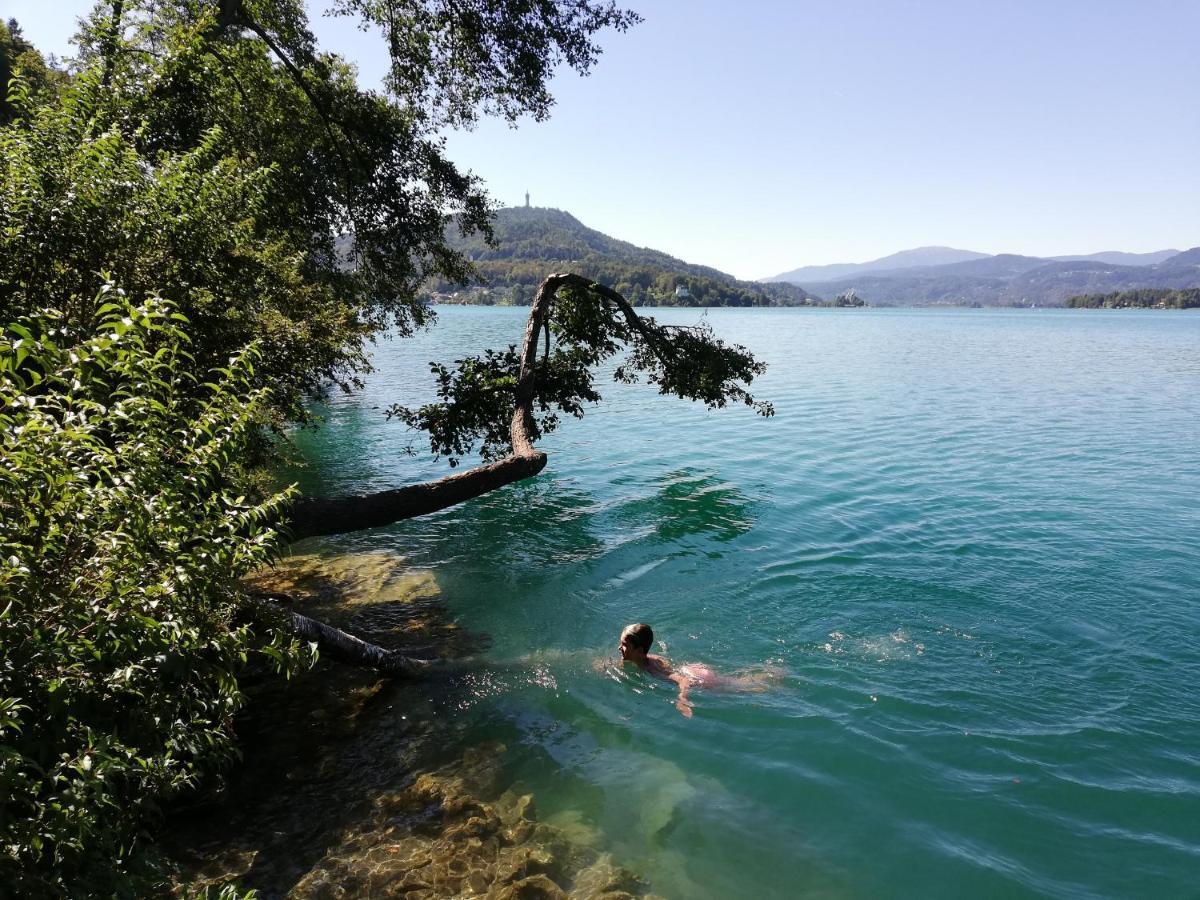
left=301, top=466, right=756, bottom=575
left=327, top=476, right=611, bottom=573
left=603, top=469, right=757, bottom=546
left=163, top=553, right=658, bottom=898
left=447, top=478, right=609, bottom=567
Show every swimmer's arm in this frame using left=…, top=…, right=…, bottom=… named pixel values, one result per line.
left=669, top=673, right=694, bottom=718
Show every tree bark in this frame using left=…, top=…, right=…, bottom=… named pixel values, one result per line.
left=253, top=591, right=435, bottom=676
left=288, top=452, right=546, bottom=538
left=216, top=0, right=242, bottom=30
left=100, top=1, right=126, bottom=89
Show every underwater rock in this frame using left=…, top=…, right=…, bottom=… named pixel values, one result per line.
left=502, top=819, right=536, bottom=846
left=571, top=854, right=644, bottom=899
left=494, top=843, right=557, bottom=883
left=191, top=742, right=658, bottom=898
left=489, top=873, right=569, bottom=900
left=541, top=809, right=601, bottom=849
left=496, top=790, right=536, bottom=825
left=243, top=552, right=482, bottom=660
left=244, top=552, right=430, bottom=609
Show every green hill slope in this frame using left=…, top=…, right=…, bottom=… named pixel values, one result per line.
left=426, top=207, right=819, bottom=307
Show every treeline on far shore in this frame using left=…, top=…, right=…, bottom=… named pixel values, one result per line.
left=1066, top=288, right=1200, bottom=309
left=426, top=261, right=820, bottom=308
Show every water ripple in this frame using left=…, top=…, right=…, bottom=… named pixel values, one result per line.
left=293, top=307, right=1200, bottom=899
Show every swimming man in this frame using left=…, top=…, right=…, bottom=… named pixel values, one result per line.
left=618, top=622, right=775, bottom=718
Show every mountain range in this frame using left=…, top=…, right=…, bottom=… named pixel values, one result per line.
left=767, top=247, right=990, bottom=285
left=428, top=207, right=818, bottom=307
left=766, top=246, right=1199, bottom=307
left=426, top=208, right=1199, bottom=308
left=766, top=246, right=1182, bottom=285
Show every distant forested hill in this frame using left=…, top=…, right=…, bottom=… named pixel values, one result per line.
left=425, top=207, right=819, bottom=307
left=1065, top=288, right=1200, bottom=309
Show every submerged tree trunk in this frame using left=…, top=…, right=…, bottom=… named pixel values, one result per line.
left=253, top=592, right=435, bottom=676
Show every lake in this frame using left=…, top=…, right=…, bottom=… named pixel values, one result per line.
left=276, top=306, right=1200, bottom=898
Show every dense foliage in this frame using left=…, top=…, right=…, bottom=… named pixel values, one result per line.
left=0, top=63, right=357, bottom=424
left=1065, top=288, right=1200, bottom=309
left=0, top=296, right=309, bottom=895
left=2, top=0, right=639, bottom=420
left=425, top=206, right=820, bottom=307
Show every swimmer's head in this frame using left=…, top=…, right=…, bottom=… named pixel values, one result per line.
left=619, top=623, right=654, bottom=661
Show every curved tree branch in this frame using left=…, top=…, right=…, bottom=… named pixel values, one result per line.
left=229, top=11, right=355, bottom=171
left=287, top=271, right=761, bottom=541
left=288, top=273, right=573, bottom=538
left=267, top=277, right=574, bottom=671
left=287, top=450, right=547, bottom=538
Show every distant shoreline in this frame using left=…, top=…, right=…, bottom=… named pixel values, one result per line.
left=425, top=301, right=1199, bottom=311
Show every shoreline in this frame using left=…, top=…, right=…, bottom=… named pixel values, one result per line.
left=164, top=552, right=659, bottom=899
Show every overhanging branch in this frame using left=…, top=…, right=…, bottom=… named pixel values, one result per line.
left=288, top=450, right=546, bottom=538
left=273, top=276, right=574, bottom=674
left=287, top=273, right=619, bottom=539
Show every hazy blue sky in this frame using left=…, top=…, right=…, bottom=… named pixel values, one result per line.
left=9, top=0, right=1199, bottom=279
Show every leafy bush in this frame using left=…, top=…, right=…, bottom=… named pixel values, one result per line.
left=0, top=61, right=370, bottom=424
left=0, top=294, right=310, bottom=895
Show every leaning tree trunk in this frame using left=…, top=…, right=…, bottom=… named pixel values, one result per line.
left=275, top=274, right=644, bottom=671
left=288, top=273, right=650, bottom=539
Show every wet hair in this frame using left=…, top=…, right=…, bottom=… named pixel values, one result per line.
left=622, top=623, right=654, bottom=653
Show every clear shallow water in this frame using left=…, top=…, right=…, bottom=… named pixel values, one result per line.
left=288, top=307, right=1200, bottom=899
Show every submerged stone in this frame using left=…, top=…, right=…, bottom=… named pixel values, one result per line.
left=490, top=873, right=569, bottom=900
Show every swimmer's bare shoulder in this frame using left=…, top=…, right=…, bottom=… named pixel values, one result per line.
left=645, top=654, right=673, bottom=679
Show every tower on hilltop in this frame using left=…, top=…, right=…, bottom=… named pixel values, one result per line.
left=524, top=190, right=530, bottom=208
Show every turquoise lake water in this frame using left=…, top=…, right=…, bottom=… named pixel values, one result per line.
left=288, top=306, right=1200, bottom=898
